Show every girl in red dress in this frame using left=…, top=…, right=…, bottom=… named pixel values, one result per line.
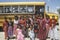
left=37, top=15, right=47, bottom=40
left=3, top=17, right=8, bottom=39
left=44, top=15, right=50, bottom=38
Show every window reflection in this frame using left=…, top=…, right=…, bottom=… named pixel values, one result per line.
left=19, top=6, right=27, bottom=13
left=4, top=6, right=11, bottom=13
left=12, top=6, right=18, bottom=13
left=40, top=8, right=44, bottom=12
left=35, top=6, right=44, bottom=14
left=0, top=5, right=44, bottom=14
left=27, top=6, right=34, bottom=13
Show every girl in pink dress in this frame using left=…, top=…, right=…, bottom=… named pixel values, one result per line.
left=16, top=25, right=24, bottom=40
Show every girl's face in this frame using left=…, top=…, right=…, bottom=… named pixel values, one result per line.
left=30, top=26, right=33, bottom=30
left=40, top=16, right=43, bottom=19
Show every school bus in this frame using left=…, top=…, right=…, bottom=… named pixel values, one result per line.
left=0, top=2, right=58, bottom=30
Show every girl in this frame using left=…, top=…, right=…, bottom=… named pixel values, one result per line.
left=37, top=14, right=47, bottom=40
left=16, top=25, right=24, bottom=40
left=44, top=15, right=50, bottom=38
left=8, top=18, right=13, bottom=40
left=50, top=16, right=57, bottom=40
left=19, top=16, right=26, bottom=37
left=53, top=23, right=59, bottom=40
left=33, top=18, right=38, bottom=38
left=3, top=17, right=8, bottom=39
left=13, top=16, right=19, bottom=37
left=28, top=25, right=35, bottom=40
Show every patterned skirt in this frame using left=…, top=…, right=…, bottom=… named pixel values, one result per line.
left=8, top=26, right=13, bottom=37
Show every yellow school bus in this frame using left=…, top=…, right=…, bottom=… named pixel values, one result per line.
left=0, top=2, right=45, bottom=29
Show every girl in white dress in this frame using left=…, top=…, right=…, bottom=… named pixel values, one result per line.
left=50, top=23, right=59, bottom=40
left=28, top=25, right=35, bottom=40
left=50, top=16, right=58, bottom=40
left=13, top=16, right=19, bottom=37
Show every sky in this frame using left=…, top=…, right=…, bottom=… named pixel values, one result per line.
left=0, top=0, right=60, bottom=14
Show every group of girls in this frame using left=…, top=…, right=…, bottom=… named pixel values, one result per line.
left=3, top=14, right=58, bottom=40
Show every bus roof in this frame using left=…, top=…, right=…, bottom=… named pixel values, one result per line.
left=46, top=12, right=58, bottom=16
left=0, top=2, right=45, bottom=6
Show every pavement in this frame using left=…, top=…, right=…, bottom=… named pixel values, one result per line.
left=0, top=31, right=60, bottom=40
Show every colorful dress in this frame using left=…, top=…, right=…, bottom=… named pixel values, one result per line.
left=34, top=21, right=38, bottom=33
left=44, top=19, right=50, bottom=37
left=19, top=19, right=26, bottom=37
left=34, top=20, right=38, bottom=37
left=16, top=29, right=24, bottom=40
left=8, top=21, right=13, bottom=37
left=3, top=20, right=8, bottom=39
left=37, top=19, right=47, bottom=40
left=13, top=20, right=18, bottom=36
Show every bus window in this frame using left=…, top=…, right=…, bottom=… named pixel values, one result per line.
left=35, top=6, right=45, bottom=17
left=27, top=6, right=34, bottom=13
left=2, top=6, right=12, bottom=13
left=40, top=8, right=44, bottom=12
left=19, top=6, right=27, bottom=13
left=0, top=6, right=3, bottom=13
left=12, top=6, right=18, bottom=13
